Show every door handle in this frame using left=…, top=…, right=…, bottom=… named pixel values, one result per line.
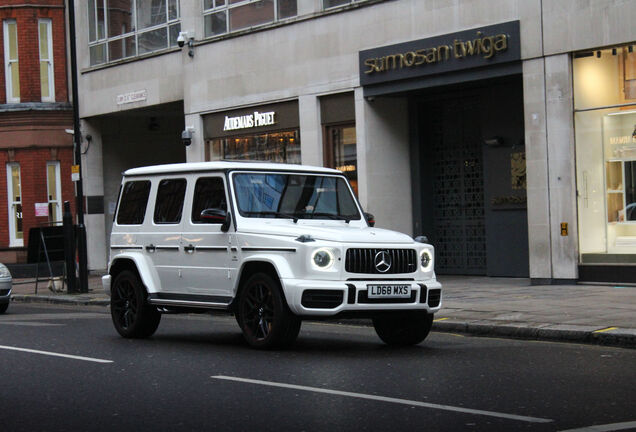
left=184, top=244, right=195, bottom=253
left=145, top=244, right=156, bottom=253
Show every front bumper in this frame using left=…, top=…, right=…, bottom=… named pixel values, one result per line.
left=281, top=278, right=442, bottom=316
left=0, top=278, right=12, bottom=303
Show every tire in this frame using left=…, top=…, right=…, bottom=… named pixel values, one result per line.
left=372, top=311, right=433, bottom=346
left=0, top=302, right=8, bottom=314
left=110, top=270, right=161, bottom=338
left=237, top=272, right=301, bottom=349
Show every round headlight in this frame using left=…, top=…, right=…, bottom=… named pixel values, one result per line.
left=420, top=250, right=432, bottom=270
left=312, top=248, right=334, bottom=269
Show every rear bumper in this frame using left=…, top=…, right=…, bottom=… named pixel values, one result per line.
left=281, top=278, right=442, bottom=316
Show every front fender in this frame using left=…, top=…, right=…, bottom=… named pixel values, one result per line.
left=109, top=252, right=161, bottom=294
left=233, top=254, right=296, bottom=294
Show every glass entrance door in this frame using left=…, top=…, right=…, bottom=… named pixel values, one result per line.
left=6, top=163, right=23, bottom=246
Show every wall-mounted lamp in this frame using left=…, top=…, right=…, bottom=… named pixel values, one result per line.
left=612, top=48, right=617, bottom=56
left=630, top=45, right=634, bottom=53
left=596, top=50, right=601, bottom=58
left=177, top=31, right=195, bottom=57
left=484, top=136, right=504, bottom=147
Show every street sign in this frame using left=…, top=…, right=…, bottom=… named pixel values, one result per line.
left=71, top=165, right=80, bottom=181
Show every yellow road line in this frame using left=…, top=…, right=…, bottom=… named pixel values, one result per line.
left=434, top=317, right=449, bottom=322
left=593, top=327, right=618, bottom=333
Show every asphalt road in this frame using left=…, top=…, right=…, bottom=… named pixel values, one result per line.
left=1, top=303, right=635, bottom=432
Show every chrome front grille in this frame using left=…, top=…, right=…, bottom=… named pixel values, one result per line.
left=345, top=248, right=417, bottom=274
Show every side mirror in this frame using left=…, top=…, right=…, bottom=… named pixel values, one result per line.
left=364, top=212, right=375, bottom=227
left=200, top=208, right=231, bottom=232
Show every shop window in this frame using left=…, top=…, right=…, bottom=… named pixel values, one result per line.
left=117, top=180, right=151, bottom=225
left=38, top=20, right=55, bottom=102
left=153, top=178, right=186, bottom=224
left=324, top=124, right=358, bottom=195
left=574, top=44, right=636, bottom=263
left=203, top=0, right=297, bottom=38
left=191, top=177, right=227, bottom=223
left=6, top=163, right=23, bottom=246
left=46, top=162, right=62, bottom=223
left=88, top=0, right=180, bottom=66
left=3, top=20, right=20, bottom=103
left=208, top=130, right=301, bottom=164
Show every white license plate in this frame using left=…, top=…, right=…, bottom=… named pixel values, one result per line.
left=367, top=284, right=411, bottom=299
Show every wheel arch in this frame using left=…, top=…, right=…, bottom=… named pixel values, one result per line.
left=233, top=259, right=289, bottom=311
left=109, top=253, right=159, bottom=294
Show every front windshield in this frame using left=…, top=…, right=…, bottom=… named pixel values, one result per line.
left=233, top=172, right=361, bottom=221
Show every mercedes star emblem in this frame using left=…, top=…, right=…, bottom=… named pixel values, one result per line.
left=374, top=250, right=392, bottom=273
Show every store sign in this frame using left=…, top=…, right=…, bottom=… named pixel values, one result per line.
left=35, top=203, right=49, bottom=217
left=71, top=164, right=80, bottom=182
left=116, top=89, right=147, bottom=105
left=359, top=21, right=520, bottom=87
left=223, top=111, right=276, bottom=131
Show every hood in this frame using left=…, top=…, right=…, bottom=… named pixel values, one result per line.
left=238, top=221, right=415, bottom=244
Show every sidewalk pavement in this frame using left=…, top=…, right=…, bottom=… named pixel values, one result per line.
left=8, top=274, right=636, bottom=348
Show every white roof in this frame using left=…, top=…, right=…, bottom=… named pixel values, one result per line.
left=123, top=161, right=342, bottom=176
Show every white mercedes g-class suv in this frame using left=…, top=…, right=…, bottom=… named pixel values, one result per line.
left=103, top=161, right=442, bottom=348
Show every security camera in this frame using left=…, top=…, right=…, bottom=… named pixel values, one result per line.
left=177, top=32, right=187, bottom=48
left=181, top=128, right=193, bottom=146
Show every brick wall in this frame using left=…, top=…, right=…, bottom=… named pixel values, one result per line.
left=0, top=147, right=76, bottom=252
left=0, top=0, right=68, bottom=103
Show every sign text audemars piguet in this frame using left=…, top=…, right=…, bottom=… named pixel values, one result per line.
left=359, top=21, right=520, bottom=87
left=223, top=111, right=276, bottom=131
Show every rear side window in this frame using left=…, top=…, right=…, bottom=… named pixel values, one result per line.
left=191, top=177, right=227, bottom=223
left=154, top=178, right=186, bottom=224
left=117, top=180, right=151, bottom=225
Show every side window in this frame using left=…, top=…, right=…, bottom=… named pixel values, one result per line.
left=153, top=178, right=186, bottom=224
left=191, top=177, right=227, bottom=223
left=117, top=180, right=151, bottom=225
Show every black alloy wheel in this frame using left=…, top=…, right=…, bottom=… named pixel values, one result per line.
left=238, top=272, right=301, bottom=349
left=0, top=302, right=8, bottom=314
left=110, top=270, right=161, bottom=338
left=372, top=311, right=433, bottom=346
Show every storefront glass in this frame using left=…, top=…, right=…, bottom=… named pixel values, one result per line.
left=207, top=130, right=301, bottom=164
left=574, top=45, right=636, bottom=263
left=325, top=124, right=358, bottom=195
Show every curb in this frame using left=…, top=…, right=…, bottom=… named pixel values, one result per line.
left=11, top=294, right=110, bottom=307
left=433, top=320, right=636, bottom=349
left=8, top=295, right=636, bottom=349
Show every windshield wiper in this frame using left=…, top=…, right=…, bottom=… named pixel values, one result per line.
left=306, top=212, right=352, bottom=223
left=244, top=211, right=299, bottom=223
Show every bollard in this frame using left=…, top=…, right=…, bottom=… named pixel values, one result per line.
left=63, top=201, right=77, bottom=293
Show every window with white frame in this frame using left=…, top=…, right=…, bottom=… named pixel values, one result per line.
left=38, top=19, right=55, bottom=102
left=6, top=163, right=23, bottom=246
left=46, top=162, right=62, bottom=223
left=203, top=0, right=297, bottom=38
left=3, top=20, right=20, bottom=103
left=88, top=0, right=180, bottom=66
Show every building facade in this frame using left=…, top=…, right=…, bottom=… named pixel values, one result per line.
left=74, top=0, right=636, bottom=284
left=0, top=0, right=75, bottom=264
